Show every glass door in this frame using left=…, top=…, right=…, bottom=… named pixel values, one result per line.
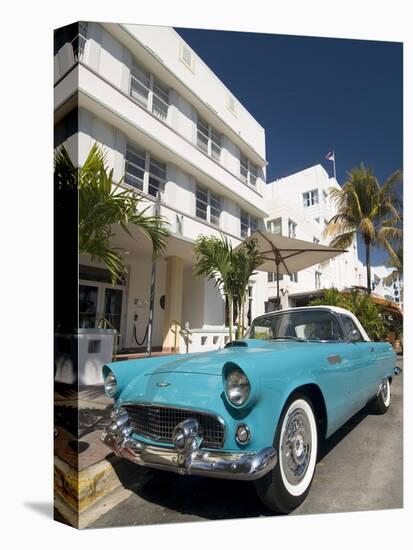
left=103, top=288, right=123, bottom=334
left=79, top=284, right=99, bottom=328
left=79, top=280, right=126, bottom=347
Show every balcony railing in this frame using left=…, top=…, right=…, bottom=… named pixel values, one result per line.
left=70, top=33, right=87, bottom=62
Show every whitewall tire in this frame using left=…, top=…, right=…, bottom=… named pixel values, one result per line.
left=255, top=394, right=318, bottom=513
left=370, top=378, right=391, bottom=414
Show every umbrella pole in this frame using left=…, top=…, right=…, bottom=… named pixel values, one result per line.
left=276, top=260, right=280, bottom=309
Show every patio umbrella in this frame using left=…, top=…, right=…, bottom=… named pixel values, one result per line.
left=236, top=230, right=347, bottom=305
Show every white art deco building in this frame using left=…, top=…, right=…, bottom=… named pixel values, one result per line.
left=263, top=164, right=363, bottom=309
left=55, top=22, right=388, bottom=356
left=54, top=22, right=269, bottom=354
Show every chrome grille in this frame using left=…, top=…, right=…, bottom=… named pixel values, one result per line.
left=123, top=404, right=225, bottom=449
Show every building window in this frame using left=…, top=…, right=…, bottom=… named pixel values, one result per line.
left=196, top=116, right=222, bottom=162
left=54, top=22, right=88, bottom=62
left=196, top=184, right=221, bottom=226
left=250, top=216, right=258, bottom=234
left=210, top=192, right=221, bottom=226
left=180, top=42, right=194, bottom=71
left=227, top=95, right=237, bottom=115
left=130, top=63, right=169, bottom=121
left=313, top=237, right=320, bottom=244
left=240, top=154, right=258, bottom=186
left=196, top=185, right=208, bottom=220
left=240, top=210, right=249, bottom=238
left=268, top=272, right=283, bottom=283
left=152, top=81, right=169, bottom=120
left=73, top=22, right=88, bottom=61
left=303, top=189, right=319, bottom=207
left=288, top=219, right=297, bottom=238
left=323, top=190, right=328, bottom=203
left=290, top=272, right=298, bottom=283
left=240, top=210, right=258, bottom=238
left=148, top=157, right=167, bottom=197
left=315, top=271, right=321, bottom=289
left=267, top=217, right=282, bottom=235
left=125, top=143, right=166, bottom=197
left=125, top=144, right=145, bottom=191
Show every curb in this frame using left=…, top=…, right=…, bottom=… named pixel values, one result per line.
left=54, top=454, right=154, bottom=528
left=54, top=481, right=133, bottom=529
left=54, top=454, right=123, bottom=514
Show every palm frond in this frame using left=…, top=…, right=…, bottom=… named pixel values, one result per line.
left=377, top=226, right=403, bottom=244
left=328, top=230, right=356, bottom=249
left=55, top=144, right=169, bottom=283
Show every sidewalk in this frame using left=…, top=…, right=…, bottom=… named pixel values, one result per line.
left=55, top=383, right=112, bottom=410
left=54, top=383, right=134, bottom=528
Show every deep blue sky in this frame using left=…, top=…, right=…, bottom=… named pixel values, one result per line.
left=175, top=28, right=403, bottom=266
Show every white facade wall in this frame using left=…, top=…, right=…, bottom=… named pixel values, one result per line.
left=264, top=165, right=362, bottom=308
left=55, top=22, right=269, bottom=352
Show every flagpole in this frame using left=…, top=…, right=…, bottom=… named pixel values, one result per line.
left=333, top=150, right=337, bottom=180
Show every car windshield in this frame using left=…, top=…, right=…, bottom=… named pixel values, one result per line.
left=246, top=309, right=344, bottom=342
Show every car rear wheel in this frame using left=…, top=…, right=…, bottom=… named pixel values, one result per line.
left=254, top=394, right=318, bottom=514
left=370, top=378, right=391, bottom=414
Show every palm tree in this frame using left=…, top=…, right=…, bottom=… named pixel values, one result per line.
left=194, top=235, right=263, bottom=341
left=231, top=239, right=264, bottom=338
left=324, top=164, right=402, bottom=294
left=194, top=235, right=236, bottom=341
left=54, top=144, right=169, bottom=283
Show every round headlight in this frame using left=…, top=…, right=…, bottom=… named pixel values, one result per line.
left=225, top=367, right=250, bottom=406
left=104, top=371, right=117, bottom=397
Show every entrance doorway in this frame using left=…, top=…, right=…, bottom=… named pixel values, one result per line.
left=79, top=265, right=127, bottom=347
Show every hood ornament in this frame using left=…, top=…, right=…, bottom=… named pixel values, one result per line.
left=156, top=381, right=171, bottom=388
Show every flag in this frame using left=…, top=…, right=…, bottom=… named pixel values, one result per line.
left=325, top=151, right=335, bottom=161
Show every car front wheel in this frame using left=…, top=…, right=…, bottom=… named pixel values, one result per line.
left=255, top=394, right=318, bottom=514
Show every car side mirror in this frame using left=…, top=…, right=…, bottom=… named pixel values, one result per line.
left=347, top=329, right=360, bottom=343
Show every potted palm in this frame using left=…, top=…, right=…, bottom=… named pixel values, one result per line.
left=54, top=144, right=169, bottom=384
left=194, top=234, right=263, bottom=342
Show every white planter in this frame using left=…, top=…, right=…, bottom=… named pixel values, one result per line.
left=54, top=329, right=116, bottom=386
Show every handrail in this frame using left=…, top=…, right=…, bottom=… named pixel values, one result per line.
left=170, top=319, right=192, bottom=353
left=171, top=319, right=192, bottom=336
left=98, top=318, right=119, bottom=361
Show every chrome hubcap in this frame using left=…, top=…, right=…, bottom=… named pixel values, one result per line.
left=281, top=409, right=312, bottom=485
left=381, top=380, right=389, bottom=404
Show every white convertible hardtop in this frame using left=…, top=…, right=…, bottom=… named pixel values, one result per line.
left=262, top=305, right=370, bottom=342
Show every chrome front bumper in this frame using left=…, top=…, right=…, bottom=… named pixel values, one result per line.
left=101, top=410, right=277, bottom=481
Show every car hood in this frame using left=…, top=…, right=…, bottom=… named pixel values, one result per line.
left=114, top=339, right=312, bottom=409
left=143, top=339, right=307, bottom=376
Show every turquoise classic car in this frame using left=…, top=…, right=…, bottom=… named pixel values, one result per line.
left=101, top=306, right=398, bottom=513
